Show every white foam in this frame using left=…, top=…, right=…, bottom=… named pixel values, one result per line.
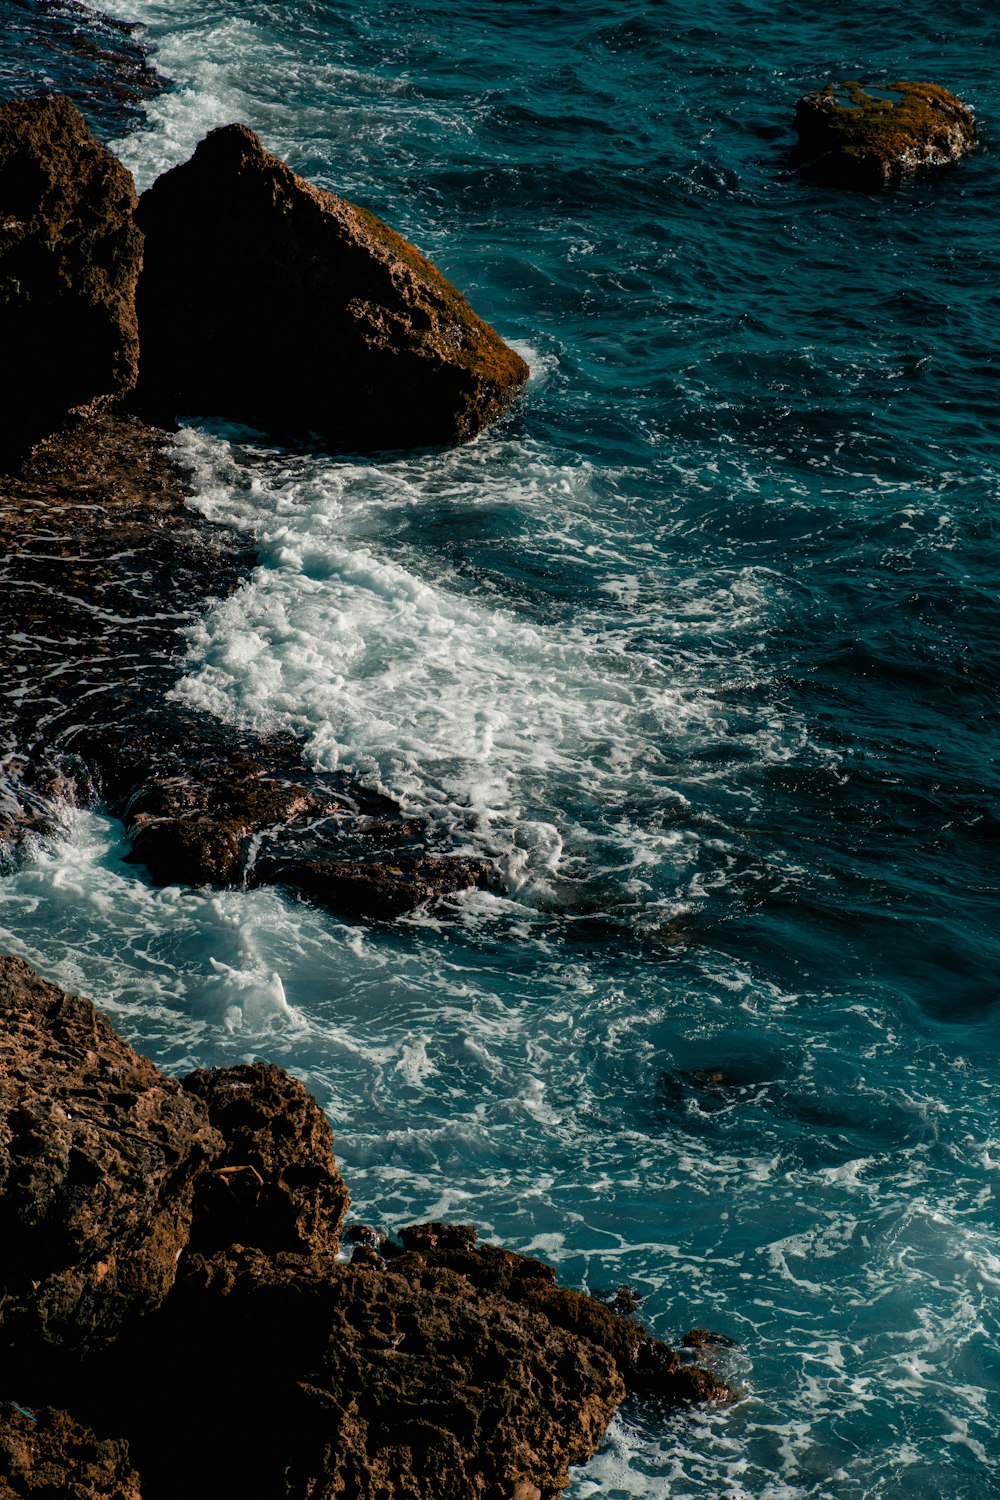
left=166, top=426, right=789, bottom=907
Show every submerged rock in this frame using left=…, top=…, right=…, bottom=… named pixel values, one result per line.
left=135, top=122, right=529, bottom=448
left=0, top=955, right=222, bottom=1368
left=794, top=81, right=976, bottom=188
left=0, top=96, right=142, bottom=464
left=0, top=1402, right=141, bottom=1500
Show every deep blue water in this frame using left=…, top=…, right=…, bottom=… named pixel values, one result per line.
left=2, top=1, right=999, bottom=1494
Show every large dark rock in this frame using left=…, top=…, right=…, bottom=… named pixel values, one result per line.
left=0, top=96, right=142, bottom=463
left=108, top=1245, right=627, bottom=1500
left=135, top=123, right=529, bottom=448
left=794, top=81, right=976, bottom=189
left=182, top=1062, right=350, bottom=1257
left=0, top=955, right=222, bottom=1368
left=0, top=960, right=733, bottom=1499
left=0, top=1402, right=141, bottom=1500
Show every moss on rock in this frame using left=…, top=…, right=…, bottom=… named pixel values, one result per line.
left=795, top=80, right=975, bottom=188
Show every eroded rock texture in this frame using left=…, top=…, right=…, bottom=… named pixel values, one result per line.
left=0, top=96, right=142, bottom=464
left=135, top=123, right=529, bottom=448
left=0, top=955, right=222, bottom=1367
left=110, top=1245, right=626, bottom=1500
left=0, top=959, right=732, bottom=1500
left=183, top=1062, right=350, bottom=1257
left=0, top=1402, right=142, bottom=1500
left=795, top=80, right=975, bottom=188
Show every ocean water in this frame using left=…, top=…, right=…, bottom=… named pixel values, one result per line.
left=2, top=1, right=1000, bottom=1494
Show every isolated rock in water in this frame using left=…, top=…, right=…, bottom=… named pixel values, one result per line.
left=0, top=1402, right=142, bottom=1500
left=135, top=123, right=529, bottom=448
left=0, top=956, right=222, bottom=1366
left=795, top=81, right=975, bottom=188
left=0, top=96, right=142, bottom=461
left=183, top=1062, right=350, bottom=1257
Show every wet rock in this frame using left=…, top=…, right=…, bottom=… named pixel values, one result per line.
left=105, top=1244, right=627, bottom=1500
left=0, top=1401, right=141, bottom=1500
left=0, top=414, right=494, bottom=917
left=267, top=853, right=495, bottom=920
left=135, top=122, right=529, bottom=448
left=794, top=81, right=976, bottom=188
left=0, top=955, right=222, bottom=1369
left=182, top=1062, right=350, bottom=1258
left=0, top=96, right=142, bottom=464
left=373, top=1225, right=734, bottom=1407
left=0, top=0, right=169, bottom=143
left=0, top=962, right=732, bottom=1499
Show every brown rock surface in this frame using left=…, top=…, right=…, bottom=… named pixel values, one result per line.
left=794, top=80, right=976, bottom=188
left=0, top=96, right=142, bottom=464
left=109, top=1245, right=627, bottom=1500
left=135, top=123, right=529, bottom=448
left=182, top=1062, right=350, bottom=1257
left=0, top=955, right=222, bottom=1367
left=0, top=1402, right=141, bottom=1500
left=0, top=960, right=732, bottom=1499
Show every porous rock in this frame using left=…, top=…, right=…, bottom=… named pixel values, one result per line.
left=794, top=80, right=975, bottom=188
left=106, top=1244, right=627, bottom=1500
left=0, top=96, right=142, bottom=463
left=182, top=1062, right=350, bottom=1257
left=0, top=1402, right=141, bottom=1500
left=135, top=123, right=529, bottom=448
left=0, top=955, right=222, bottom=1367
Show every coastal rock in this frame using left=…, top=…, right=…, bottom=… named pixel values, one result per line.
left=265, top=853, right=495, bottom=920
left=0, top=96, right=142, bottom=463
left=182, top=1062, right=350, bottom=1257
left=0, top=960, right=731, bottom=1499
left=0, top=1402, right=141, bottom=1500
left=0, top=413, right=492, bottom=918
left=794, top=81, right=975, bottom=188
left=0, top=955, right=222, bottom=1367
left=135, top=123, right=529, bottom=448
left=108, top=1244, right=627, bottom=1500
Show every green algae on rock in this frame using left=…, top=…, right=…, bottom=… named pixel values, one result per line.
left=795, top=81, right=976, bottom=188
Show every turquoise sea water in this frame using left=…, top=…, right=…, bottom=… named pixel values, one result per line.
left=2, top=1, right=999, bottom=1494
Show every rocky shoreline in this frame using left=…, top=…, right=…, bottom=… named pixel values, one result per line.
left=0, top=90, right=735, bottom=1494
left=0, top=956, right=734, bottom=1498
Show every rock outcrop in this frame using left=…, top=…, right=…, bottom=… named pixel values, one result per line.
left=135, top=123, right=529, bottom=448
left=0, top=956, right=222, bottom=1368
left=0, top=957, right=733, bottom=1500
left=0, top=96, right=142, bottom=464
left=794, top=81, right=976, bottom=188
left=183, top=1062, right=350, bottom=1257
left=0, top=1402, right=142, bottom=1500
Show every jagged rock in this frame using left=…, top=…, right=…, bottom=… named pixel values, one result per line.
left=387, top=1224, right=733, bottom=1405
left=102, top=1245, right=627, bottom=1500
left=0, top=955, right=222, bottom=1368
left=795, top=81, right=976, bottom=188
left=182, top=1063, right=350, bottom=1257
left=0, top=96, right=142, bottom=463
left=0, top=1402, right=141, bottom=1500
left=135, top=123, right=529, bottom=448
left=0, top=961, right=732, bottom=1499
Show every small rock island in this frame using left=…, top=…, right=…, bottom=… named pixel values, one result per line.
left=795, top=80, right=976, bottom=188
